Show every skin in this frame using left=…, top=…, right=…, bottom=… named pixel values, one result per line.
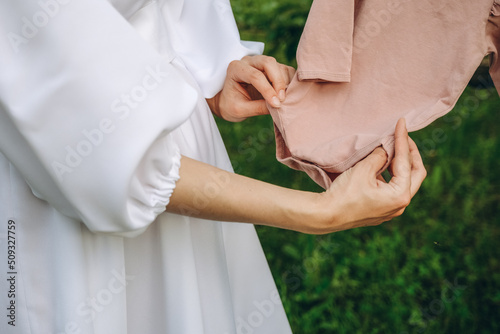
left=167, top=55, right=427, bottom=234
left=206, top=55, right=295, bottom=121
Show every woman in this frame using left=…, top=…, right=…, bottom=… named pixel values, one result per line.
left=0, top=0, right=425, bottom=333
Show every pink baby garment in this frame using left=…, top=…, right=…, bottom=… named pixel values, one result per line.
left=268, top=0, right=500, bottom=189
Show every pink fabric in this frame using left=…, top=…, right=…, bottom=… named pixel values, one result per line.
left=269, top=0, right=500, bottom=189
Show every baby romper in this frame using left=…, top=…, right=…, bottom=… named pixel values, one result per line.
left=269, top=0, right=500, bottom=188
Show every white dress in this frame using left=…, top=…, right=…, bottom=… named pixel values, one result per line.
left=0, top=0, right=292, bottom=333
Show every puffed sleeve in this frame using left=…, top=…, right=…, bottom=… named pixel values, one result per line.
left=0, top=0, right=198, bottom=236
left=160, top=0, right=265, bottom=98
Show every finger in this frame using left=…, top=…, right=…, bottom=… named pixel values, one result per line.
left=245, top=56, right=288, bottom=104
left=279, top=66, right=290, bottom=99
left=281, top=66, right=296, bottom=101
left=408, top=137, right=424, bottom=170
left=408, top=137, right=427, bottom=197
left=245, top=84, right=264, bottom=101
left=234, top=100, right=270, bottom=120
left=246, top=100, right=270, bottom=116
left=219, top=79, right=269, bottom=122
left=376, top=173, right=386, bottom=183
left=356, top=146, right=388, bottom=176
left=230, top=63, right=281, bottom=108
left=287, top=66, right=296, bottom=82
left=279, top=66, right=294, bottom=86
left=389, top=118, right=411, bottom=189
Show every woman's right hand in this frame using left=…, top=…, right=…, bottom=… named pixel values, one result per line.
left=306, top=118, right=427, bottom=234
left=207, top=55, right=295, bottom=122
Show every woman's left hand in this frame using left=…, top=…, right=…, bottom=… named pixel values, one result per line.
left=207, top=55, right=295, bottom=122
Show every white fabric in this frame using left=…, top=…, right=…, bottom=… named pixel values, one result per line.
left=0, top=0, right=290, bottom=333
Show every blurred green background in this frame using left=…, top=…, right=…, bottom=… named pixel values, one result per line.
left=219, top=1, right=500, bottom=333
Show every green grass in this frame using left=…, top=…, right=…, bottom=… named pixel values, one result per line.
left=218, top=2, right=500, bottom=332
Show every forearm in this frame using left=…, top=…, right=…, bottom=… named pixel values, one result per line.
left=165, top=120, right=427, bottom=235
left=166, top=156, right=324, bottom=233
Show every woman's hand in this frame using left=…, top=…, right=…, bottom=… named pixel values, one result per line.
left=167, top=119, right=426, bottom=235
left=207, top=55, right=295, bottom=122
left=309, top=118, right=427, bottom=234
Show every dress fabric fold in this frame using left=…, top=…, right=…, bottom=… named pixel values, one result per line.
left=0, top=1, right=291, bottom=333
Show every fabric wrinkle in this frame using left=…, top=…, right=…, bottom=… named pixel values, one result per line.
left=0, top=0, right=292, bottom=333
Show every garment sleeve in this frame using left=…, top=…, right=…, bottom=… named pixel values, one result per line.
left=296, top=0, right=355, bottom=82
left=160, top=0, right=264, bottom=98
left=0, top=0, right=198, bottom=236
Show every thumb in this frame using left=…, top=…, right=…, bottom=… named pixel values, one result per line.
left=225, top=100, right=269, bottom=121
left=357, top=147, right=388, bottom=175
left=242, top=100, right=270, bottom=117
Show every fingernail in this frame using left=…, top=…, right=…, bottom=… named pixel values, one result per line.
left=272, top=96, right=281, bottom=107
left=279, top=89, right=286, bottom=101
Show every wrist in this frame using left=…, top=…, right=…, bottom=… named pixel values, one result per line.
left=206, top=92, right=222, bottom=118
left=279, top=191, right=336, bottom=235
left=305, top=191, right=348, bottom=235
